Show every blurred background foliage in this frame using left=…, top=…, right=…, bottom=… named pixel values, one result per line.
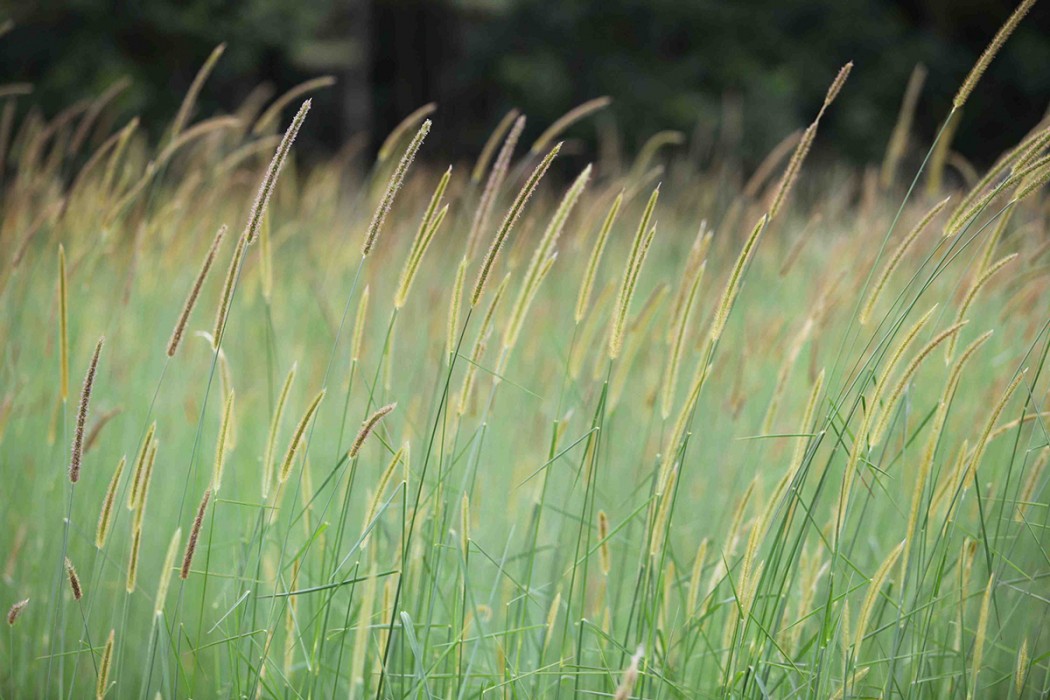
left=0, top=0, right=1047, bottom=168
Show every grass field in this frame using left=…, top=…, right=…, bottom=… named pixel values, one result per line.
left=2, top=8, right=1050, bottom=699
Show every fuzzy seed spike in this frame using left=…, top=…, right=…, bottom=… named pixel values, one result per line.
left=181, top=488, right=212, bottom=579
left=277, top=389, right=326, bottom=484
left=69, top=336, right=103, bottom=483
left=168, top=224, right=226, bottom=357
left=471, top=142, right=561, bottom=307
left=350, top=403, right=396, bottom=459
left=363, top=119, right=430, bottom=257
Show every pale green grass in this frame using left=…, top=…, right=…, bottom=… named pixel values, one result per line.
left=1, top=29, right=1049, bottom=700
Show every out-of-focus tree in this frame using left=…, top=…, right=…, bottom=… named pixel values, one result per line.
left=0, top=0, right=1046, bottom=166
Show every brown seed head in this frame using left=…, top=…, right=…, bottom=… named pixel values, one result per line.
left=181, top=489, right=212, bottom=579
left=69, top=337, right=104, bottom=483
left=65, top=557, right=83, bottom=600
left=7, top=598, right=29, bottom=625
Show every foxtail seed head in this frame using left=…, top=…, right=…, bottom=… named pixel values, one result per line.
left=471, top=142, right=561, bottom=307
left=708, top=215, right=767, bottom=343
left=213, top=389, right=235, bottom=492
left=170, top=43, right=225, bottom=141
left=126, top=527, right=141, bottom=593
left=350, top=403, right=396, bottom=459
left=244, top=100, right=311, bottom=244
left=278, top=389, right=326, bottom=483
left=181, top=488, right=212, bottom=579
left=155, top=527, right=182, bottom=615
left=168, top=224, right=226, bottom=357
left=212, top=231, right=247, bottom=346
left=96, top=628, right=114, bottom=700
left=263, top=363, right=297, bottom=500
left=575, top=191, right=623, bottom=323
left=363, top=119, right=430, bottom=257
left=69, top=336, right=104, bottom=483
left=530, top=96, right=611, bottom=154
left=128, top=422, right=156, bottom=510
left=954, top=0, right=1036, bottom=109
left=65, top=557, right=83, bottom=600
left=133, top=440, right=158, bottom=533
left=395, top=166, right=452, bottom=308
left=447, top=259, right=467, bottom=358
left=7, top=598, right=29, bottom=626
left=377, top=103, right=436, bottom=163
left=472, top=109, right=520, bottom=183
left=467, top=116, right=526, bottom=259
left=860, top=196, right=951, bottom=325
left=853, top=540, right=904, bottom=651
left=95, top=455, right=125, bottom=548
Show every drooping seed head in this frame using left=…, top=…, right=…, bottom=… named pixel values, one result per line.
left=530, top=96, right=611, bottom=154
left=377, top=103, right=436, bottom=163
left=170, top=43, right=226, bottom=141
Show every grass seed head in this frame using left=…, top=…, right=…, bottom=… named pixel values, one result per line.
left=350, top=403, right=397, bottom=459
left=69, top=336, right=104, bottom=483
left=181, top=488, right=212, bottom=579
left=7, top=598, right=29, bottom=626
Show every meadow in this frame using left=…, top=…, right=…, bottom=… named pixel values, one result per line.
left=2, top=5, right=1050, bottom=698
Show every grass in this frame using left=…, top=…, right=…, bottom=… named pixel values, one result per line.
left=2, top=13, right=1050, bottom=699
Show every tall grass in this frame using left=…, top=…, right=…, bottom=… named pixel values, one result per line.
left=1, top=7, right=1049, bottom=697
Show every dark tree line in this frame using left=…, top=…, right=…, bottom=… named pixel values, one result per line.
left=0, top=0, right=1046, bottom=167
